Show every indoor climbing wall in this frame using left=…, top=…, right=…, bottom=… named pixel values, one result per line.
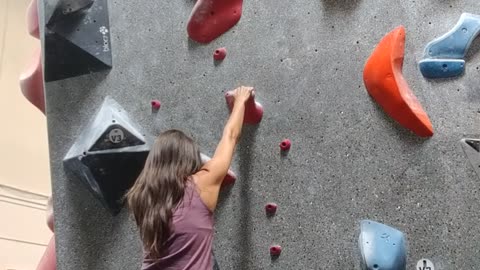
left=40, top=0, right=480, bottom=269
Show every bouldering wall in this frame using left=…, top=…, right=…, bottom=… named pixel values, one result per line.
left=40, top=0, right=480, bottom=269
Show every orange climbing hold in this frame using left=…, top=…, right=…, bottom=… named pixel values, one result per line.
left=363, top=26, right=434, bottom=137
left=187, top=0, right=243, bottom=43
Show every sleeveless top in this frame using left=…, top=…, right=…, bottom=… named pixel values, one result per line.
left=141, top=179, right=214, bottom=270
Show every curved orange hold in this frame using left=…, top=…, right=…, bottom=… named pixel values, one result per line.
left=20, top=47, right=45, bottom=114
left=363, top=26, right=434, bottom=137
left=27, top=0, right=40, bottom=39
left=36, top=236, right=56, bottom=270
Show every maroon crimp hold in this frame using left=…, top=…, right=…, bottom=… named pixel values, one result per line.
left=279, top=139, right=291, bottom=151
left=151, top=100, right=161, bottom=110
left=265, top=203, right=277, bottom=215
left=213, top=47, right=227, bottom=61
left=270, top=245, right=282, bottom=256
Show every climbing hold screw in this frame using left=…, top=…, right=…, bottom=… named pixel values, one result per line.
left=265, top=203, right=277, bottom=215
left=213, top=47, right=227, bottom=61
left=279, top=139, right=291, bottom=151
left=270, top=245, right=282, bottom=256
left=151, top=100, right=161, bottom=110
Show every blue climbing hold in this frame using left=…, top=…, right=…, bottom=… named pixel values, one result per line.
left=424, top=13, right=480, bottom=59
left=420, top=13, right=480, bottom=79
left=359, top=220, right=406, bottom=270
left=418, top=59, right=465, bottom=78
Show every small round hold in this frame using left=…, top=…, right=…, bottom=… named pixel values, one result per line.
left=151, top=100, right=161, bottom=110
left=279, top=139, right=291, bottom=151
left=265, top=203, right=277, bottom=214
left=270, top=245, right=282, bottom=256
left=213, top=47, right=227, bottom=61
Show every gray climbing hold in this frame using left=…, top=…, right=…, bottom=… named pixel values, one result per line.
left=359, top=220, right=406, bottom=270
left=63, top=97, right=150, bottom=215
left=460, top=138, right=480, bottom=178
left=419, top=13, right=480, bottom=79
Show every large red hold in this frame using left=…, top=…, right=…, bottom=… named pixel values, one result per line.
left=27, top=0, right=40, bottom=39
left=225, top=89, right=263, bottom=125
left=36, top=236, right=56, bottom=270
left=20, top=47, right=45, bottom=114
left=187, top=0, right=243, bottom=43
left=363, top=26, right=433, bottom=137
left=200, top=153, right=237, bottom=186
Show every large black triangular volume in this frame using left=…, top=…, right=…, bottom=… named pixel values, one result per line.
left=89, top=124, right=145, bottom=152
left=47, top=0, right=94, bottom=26
left=461, top=138, right=480, bottom=180
left=465, top=139, right=480, bottom=152
left=63, top=97, right=150, bottom=215
left=44, top=0, right=112, bottom=82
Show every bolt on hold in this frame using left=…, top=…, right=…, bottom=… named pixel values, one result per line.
left=265, top=203, right=277, bottom=215
left=270, top=245, right=282, bottom=256
left=279, top=139, right=291, bottom=151
left=151, top=100, right=161, bottom=111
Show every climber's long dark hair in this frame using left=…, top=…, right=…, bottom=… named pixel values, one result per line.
left=126, top=129, right=202, bottom=258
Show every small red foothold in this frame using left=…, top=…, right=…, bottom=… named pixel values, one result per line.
left=265, top=203, right=277, bottom=214
left=270, top=245, right=282, bottom=256
left=225, top=89, right=263, bottom=125
left=214, top=47, right=227, bottom=61
left=151, top=100, right=161, bottom=110
left=279, top=139, right=291, bottom=151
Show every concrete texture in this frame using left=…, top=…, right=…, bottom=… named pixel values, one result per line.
left=41, top=0, right=480, bottom=269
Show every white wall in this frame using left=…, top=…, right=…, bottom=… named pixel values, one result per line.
left=0, top=0, right=53, bottom=269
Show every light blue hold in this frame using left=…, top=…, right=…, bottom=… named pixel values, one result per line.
left=359, top=220, right=406, bottom=270
left=419, top=59, right=465, bottom=78
left=424, top=13, right=480, bottom=59
left=419, top=13, right=480, bottom=79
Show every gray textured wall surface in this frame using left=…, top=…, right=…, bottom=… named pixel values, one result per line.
left=42, top=0, right=480, bottom=269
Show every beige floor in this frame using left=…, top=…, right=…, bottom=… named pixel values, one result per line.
left=0, top=0, right=53, bottom=269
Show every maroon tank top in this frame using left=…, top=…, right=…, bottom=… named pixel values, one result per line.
left=141, top=178, right=214, bottom=270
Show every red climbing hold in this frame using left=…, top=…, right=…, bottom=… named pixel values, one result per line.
left=225, top=89, right=263, bottom=125
left=222, top=170, right=237, bottom=186
left=19, top=47, right=45, bottom=113
left=270, top=245, right=282, bottom=256
left=151, top=100, right=161, bottom=110
left=279, top=139, right=291, bottom=151
left=265, top=203, right=277, bottom=215
left=36, top=236, right=56, bottom=270
left=187, top=0, right=243, bottom=43
left=214, top=47, right=227, bottom=61
left=200, top=153, right=237, bottom=186
left=27, top=0, right=40, bottom=39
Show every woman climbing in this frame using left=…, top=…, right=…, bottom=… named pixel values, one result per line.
left=126, top=86, right=254, bottom=270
